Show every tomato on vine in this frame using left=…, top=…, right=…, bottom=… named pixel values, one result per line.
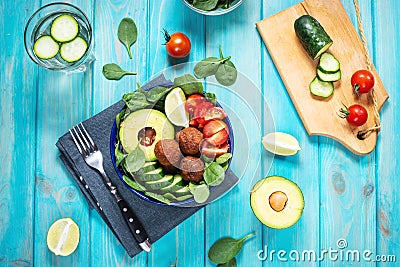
left=338, top=104, right=368, bottom=126
left=163, top=29, right=191, bottom=58
left=351, top=70, right=375, bottom=96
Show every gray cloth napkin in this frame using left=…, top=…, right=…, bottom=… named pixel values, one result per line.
left=56, top=74, right=239, bottom=257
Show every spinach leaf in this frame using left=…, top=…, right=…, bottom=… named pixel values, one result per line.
left=115, top=109, right=126, bottom=130
left=194, top=57, right=221, bottom=78
left=102, top=63, right=137, bottom=80
left=146, top=86, right=172, bottom=103
left=118, top=18, right=138, bottom=59
left=220, top=161, right=229, bottom=171
left=122, top=91, right=150, bottom=111
left=217, top=258, right=237, bottom=267
left=145, top=191, right=171, bottom=205
left=189, top=182, right=210, bottom=203
left=174, top=74, right=204, bottom=95
left=216, top=0, right=234, bottom=9
left=208, top=233, right=255, bottom=264
left=136, top=82, right=147, bottom=95
left=204, top=92, right=217, bottom=105
left=114, top=141, right=127, bottom=166
left=193, top=0, right=219, bottom=11
left=123, top=144, right=146, bottom=173
left=215, top=60, right=237, bottom=86
left=204, top=162, right=225, bottom=186
left=216, top=153, right=232, bottom=165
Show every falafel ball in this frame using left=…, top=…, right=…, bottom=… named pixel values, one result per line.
left=154, top=139, right=182, bottom=166
left=178, top=127, right=204, bottom=155
left=179, top=156, right=205, bottom=183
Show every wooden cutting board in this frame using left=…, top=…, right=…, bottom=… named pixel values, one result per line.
left=257, top=0, right=388, bottom=155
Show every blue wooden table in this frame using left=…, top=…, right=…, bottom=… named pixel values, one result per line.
left=1, top=0, right=399, bottom=266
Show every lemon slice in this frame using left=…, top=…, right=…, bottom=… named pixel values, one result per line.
left=262, top=132, right=301, bottom=156
left=47, top=218, right=80, bottom=256
left=165, top=87, right=189, bottom=127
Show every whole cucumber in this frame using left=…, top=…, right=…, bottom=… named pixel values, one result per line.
left=294, top=15, right=333, bottom=60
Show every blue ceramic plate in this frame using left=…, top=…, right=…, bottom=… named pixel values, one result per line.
left=110, top=91, right=234, bottom=207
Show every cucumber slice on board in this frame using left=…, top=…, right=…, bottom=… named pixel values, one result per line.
left=50, top=14, right=79, bottom=42
left=318, top=52, right=340, bottom=74
left=60, top=37, right=88, bottom=63
left=317, top=69, right=341, bottom=82
left=309, top=77, right=334, bottom=98
left=294, top=15, right=333, bottom=60
left=33, top=36, right=59, bottom=59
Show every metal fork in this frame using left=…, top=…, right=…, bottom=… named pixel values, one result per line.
left=69, top=123, right=151, bottom=252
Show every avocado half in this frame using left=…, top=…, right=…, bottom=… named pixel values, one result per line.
left=250, top=176, right=304, bottom=229
left=119, top=109, right=175, bottom=161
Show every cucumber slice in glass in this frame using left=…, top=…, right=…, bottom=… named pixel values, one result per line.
left=309, top=77, right=334, bottom=98
left=60, top=37, right=88, bottom=63
left=50, top=14, right=79, bottom=42
left=33, top=35, right=59, bottom=59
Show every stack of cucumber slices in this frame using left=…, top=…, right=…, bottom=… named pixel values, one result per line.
left=310, top=52, right=341, bottom=98
left=33, top=14, right=88, bottom=63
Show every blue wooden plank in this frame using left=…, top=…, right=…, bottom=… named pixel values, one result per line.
left=90, top=0, right=149, bottom=266
left=261, top=1, right=320, bottom=266
left=146, top=1, right=206, bottom=267
left=374, top=0, right=400, bottom=264
left=33, top=1, right=94, bottom=266
left=0, top=1, right=40, bottom=266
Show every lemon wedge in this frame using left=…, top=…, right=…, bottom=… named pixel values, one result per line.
left=262, top=132, right=301, bottom=156
left=47, top=218, right=80, bottom=256
left=165, top=87, right=189, bottom=127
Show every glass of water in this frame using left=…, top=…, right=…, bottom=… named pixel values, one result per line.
left=24, top=2, right=94, bottom=72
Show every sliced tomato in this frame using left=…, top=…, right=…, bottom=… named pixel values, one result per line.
left=201, top=141, right=230, bottom=159
left=204, top=107, right=227, bottom=122
left=189, top=118, right=199, bottom=127
left=203, top=120, right=228, bottom=138
left=185, top=94, right=206, bottom=114
left=206, top=128, right=229, bottom=146
left=193, top=101, right=214, bottom=125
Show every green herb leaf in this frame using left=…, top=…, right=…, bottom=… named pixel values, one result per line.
left=122, top=91, right=150, bottom=112
left=204, top=92, right=217, bottom=105
left=118, top=18, right=138, bottom=59
left=173, top=74, right=204, bottom=95
left=146, top=86, right=172, bottom=103
left=115, top=109, right=126, bottom=130
left=192, top=0, right=219, bottom=11
left=215, top=60, right=237, bottom=86
left=114, top=141, right=127, bottom=166
left=123, top=144, right=146, bottom=173
left=189, top=182, right=210, bottom=203
left=145, top=191, right=171, bottom=205
left=102, top=63, right=137, bottom=80
left=136, top=82, right=147, bottom=95
left=194, top=57, right=221, bottom=79
left=217, top=258, right=237, bottom=267
left=216, top=153, right=232, bottom=165
left=204, top=162, right=225, bottom=186
left=208, top=233, right=255, bottom=264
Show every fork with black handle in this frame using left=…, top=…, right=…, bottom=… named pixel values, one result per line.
left=69, top=123, right=151, bottom=252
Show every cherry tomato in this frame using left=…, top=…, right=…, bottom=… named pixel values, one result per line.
left=339, top=104, right=368, bottom=126
left=203, top=119, right=228, bottom=138
left=204, top=107, right=227, bottom=122
left=163, top=30, right=191, bottom=58
left=193, top=101, right=214, bottom=125
left=351, top=70, right=375, bottom=95
left=185, top=94, right=206, bottom=114
left=201, top=141, right=230, bottom=159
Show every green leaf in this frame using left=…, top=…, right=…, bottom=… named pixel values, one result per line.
left=102, top=63, right=137, bottom=80
left=189, top=182, right=210, bottom=203
left=216, top=0, right=234, bottom=9
left=216, top=153, right=232, bottom=165
left=123, top=175, right=146, bottom=191
left=208, top=233, right=255, bottom=264
left=145, top=191, right=171, bottom=205
left=114, top=141, right=127, bottom=166
left=204, top=92, right=217, bottom=105
left=123, top=144, right=146, bottom=173
left=146, top=86, right=172, bottom=103
left=194, top=57, right=221, bottom=79
left=217, top=258, right=237, bottom=267
left=122, top=91, right=150, bottom=112
left=192, top=0, right=219, bottom=11
left=204, top=162, right=225, bottom=186
left=173, top=74, right=204, bottom=95
left=118, top=18, right=138, bottom=59
left=215, top=60, right=237, bottom=86
left=115, top=109, right=126, bottom=130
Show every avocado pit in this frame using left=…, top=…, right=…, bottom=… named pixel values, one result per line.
left=269, top=191, right=288, bottom=212
left=138, top=127, right=156, bottom=147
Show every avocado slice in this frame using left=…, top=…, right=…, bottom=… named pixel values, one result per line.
left=119, top=109, right=175, bottom=161
left=250, top=176, right=304, bottom=229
